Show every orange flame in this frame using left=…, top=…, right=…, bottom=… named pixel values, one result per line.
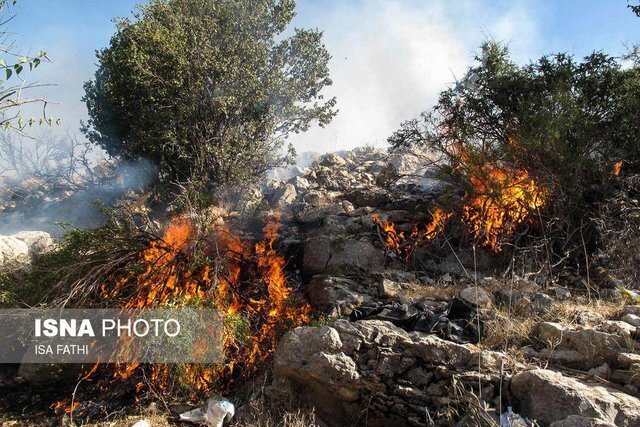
left=374, top=208, right=450, bottom=259
left=613, top=161, right=623, bottom=176
left=75, top=213, right=309, bottom=402
left=374, top=166, right=545, bottom=255
left=463, top=165, right=545, bottom=251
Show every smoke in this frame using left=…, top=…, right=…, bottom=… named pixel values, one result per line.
left=288, top=0, right=540, bottom=153
left=0, top=158, right=157, bottom=235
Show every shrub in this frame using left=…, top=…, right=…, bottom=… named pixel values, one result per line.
left=390, top=41, right=640, bottom=266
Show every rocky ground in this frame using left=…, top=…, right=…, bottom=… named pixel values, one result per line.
left=2, top=146, right=640, bottom=426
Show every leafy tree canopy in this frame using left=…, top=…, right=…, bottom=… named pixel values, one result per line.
left=83, top=0, right=336, bottom=188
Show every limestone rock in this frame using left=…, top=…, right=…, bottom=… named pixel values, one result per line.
left=307, top=275, right=374, bottom=316
left=272, top=183, right=297, bottom=207
left=12, top=231, right=54, bottom=256
left=272, top=319, right=477, bottom=425
left=302, top=236, right=384, bottom=276
left=460, top=286, right=492, bottom=309
left=536, top=322, right=638, bottom=367
left=0, top=235, right=30, bottom=268
left=510, top=369, right=640, bottom=426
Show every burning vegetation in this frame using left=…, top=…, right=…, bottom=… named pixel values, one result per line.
left=54, top=213, right=310, bottom=414
left=375, top=165, right=546, bottom=258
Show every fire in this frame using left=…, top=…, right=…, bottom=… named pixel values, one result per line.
left=374, top=166, right=545, bottom=255
left=463, top=165, right=545, bottom=251
left=374, top=208, right=450, bottom=260
left=613, top=161, right=623, bottom=176
left=67, top=213, right=309, bottom=407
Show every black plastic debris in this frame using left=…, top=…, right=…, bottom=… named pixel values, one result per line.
left=349, top=298, right=483, bottom=344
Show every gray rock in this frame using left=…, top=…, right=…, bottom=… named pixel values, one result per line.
left=460, top=286, right=492, bottom=309
left=289, top=176, right=310, bottom=192
left=511, top=369, right=640, bottom=426
left=272, top=183, right=297, bottom=207
left=307, top=276, right=374, bottom=316
left=621, top=313, right=640, bottom=327
left=623, top=306, right=640, bottom=317
left=271, top=319, right=477, bottom=425
left=296, top=204, right=346, bottom=224
left=618, top=353, right=640, bottom=369
left=0, top=235, right=30, bottom=268
left=536, top=322, right=638, bottom=367
left=537, top=347, right=585, bottom=367
left=555, top=287, right=572, bottom=300
left=302, top=236, right=384, bottom=276
left=318, top=153, right=347, bottom=167
left=379, top=278, right=402, bottom=298
left=12, top=231, right=54, bottom=256
left=549, top=415, right=616, bottom=427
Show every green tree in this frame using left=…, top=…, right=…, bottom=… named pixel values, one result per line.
left=83, top=0, right=336, bottom=188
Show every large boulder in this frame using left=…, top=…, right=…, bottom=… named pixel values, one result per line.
left=271, top=319, right=488, bottom=426
left=302, top=236, right=384, bottom=276
left=510, top=369, right=640, bottom=426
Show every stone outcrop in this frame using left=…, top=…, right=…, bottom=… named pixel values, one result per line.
left=511, top=369, right=640, bottom=426
left=302, top=236, right=384, bottom=276
left=271, top=319, right=500, bottom=426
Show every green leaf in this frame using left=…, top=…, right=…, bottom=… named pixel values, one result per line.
left=0, top=59, right=6, bottom=68
left=5, top=68, right=12, bottom=79
left=14, top=64, right=23, bottom=75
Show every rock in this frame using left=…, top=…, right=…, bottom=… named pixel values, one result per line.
left=302, top=236, right=384, bottom=276
left=555, top=287, right=572, bottom=300
left=272, top=183, right=297, bottom=207
left=271, top=319, right=476, bottom=425
left=296, top=204, right=345, bottom=224
left=531, top=293, right=555, bottom=314
left=459, top=286, right=492, bottom=309
left=179, top=399, right=235, bottom=427
left=318, top=153, right=347, bottom=167
left=537, top=347, right=585, bottom=367
left=587, top=363, right=611, bottom=379
left=130, top=420, right=152, bottom=427
left=387, top=150, right=426, bottom=176
left=577, top=311, right=605, bottom=326
left=600, top=289, right=624, bottom=302
left=618, top=353, right=640, bottom=369
left=510, top=369, right=640, bottom=426
left=536, top=322, right=638, bottom=367
left=549, top=415, right=616, bottom=427
left=307, top=276, right=374, bottom=316
left=0, top=236, right=30, bottom=268
left=598, top=320, right=636, bottom=337
left=379, top=278, right=402, bottom=298
left=289, top=176, right=310, bottom=192
left=12, top=231, right=54, bottom=256
left=340, top=200, right=355, bottom=214
left=623, top=306, right=640, bottom=317
left=345, top=188, right=391, bottom=208
left=621, top=313, right=640, bottom=327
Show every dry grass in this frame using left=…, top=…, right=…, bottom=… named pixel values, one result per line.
left=481, top=290, right=625, bottom=357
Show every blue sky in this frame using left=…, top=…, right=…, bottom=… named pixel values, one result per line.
left=7, top=0, right=640, bottom=152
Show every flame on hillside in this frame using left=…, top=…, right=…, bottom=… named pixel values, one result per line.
left=55, top=214, right=309, bottom=414
left=374, top=208, right=450, bottom=260
left=375, top=166, right=545, bottom=255
left=463, top=165, right=545, bottom=251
